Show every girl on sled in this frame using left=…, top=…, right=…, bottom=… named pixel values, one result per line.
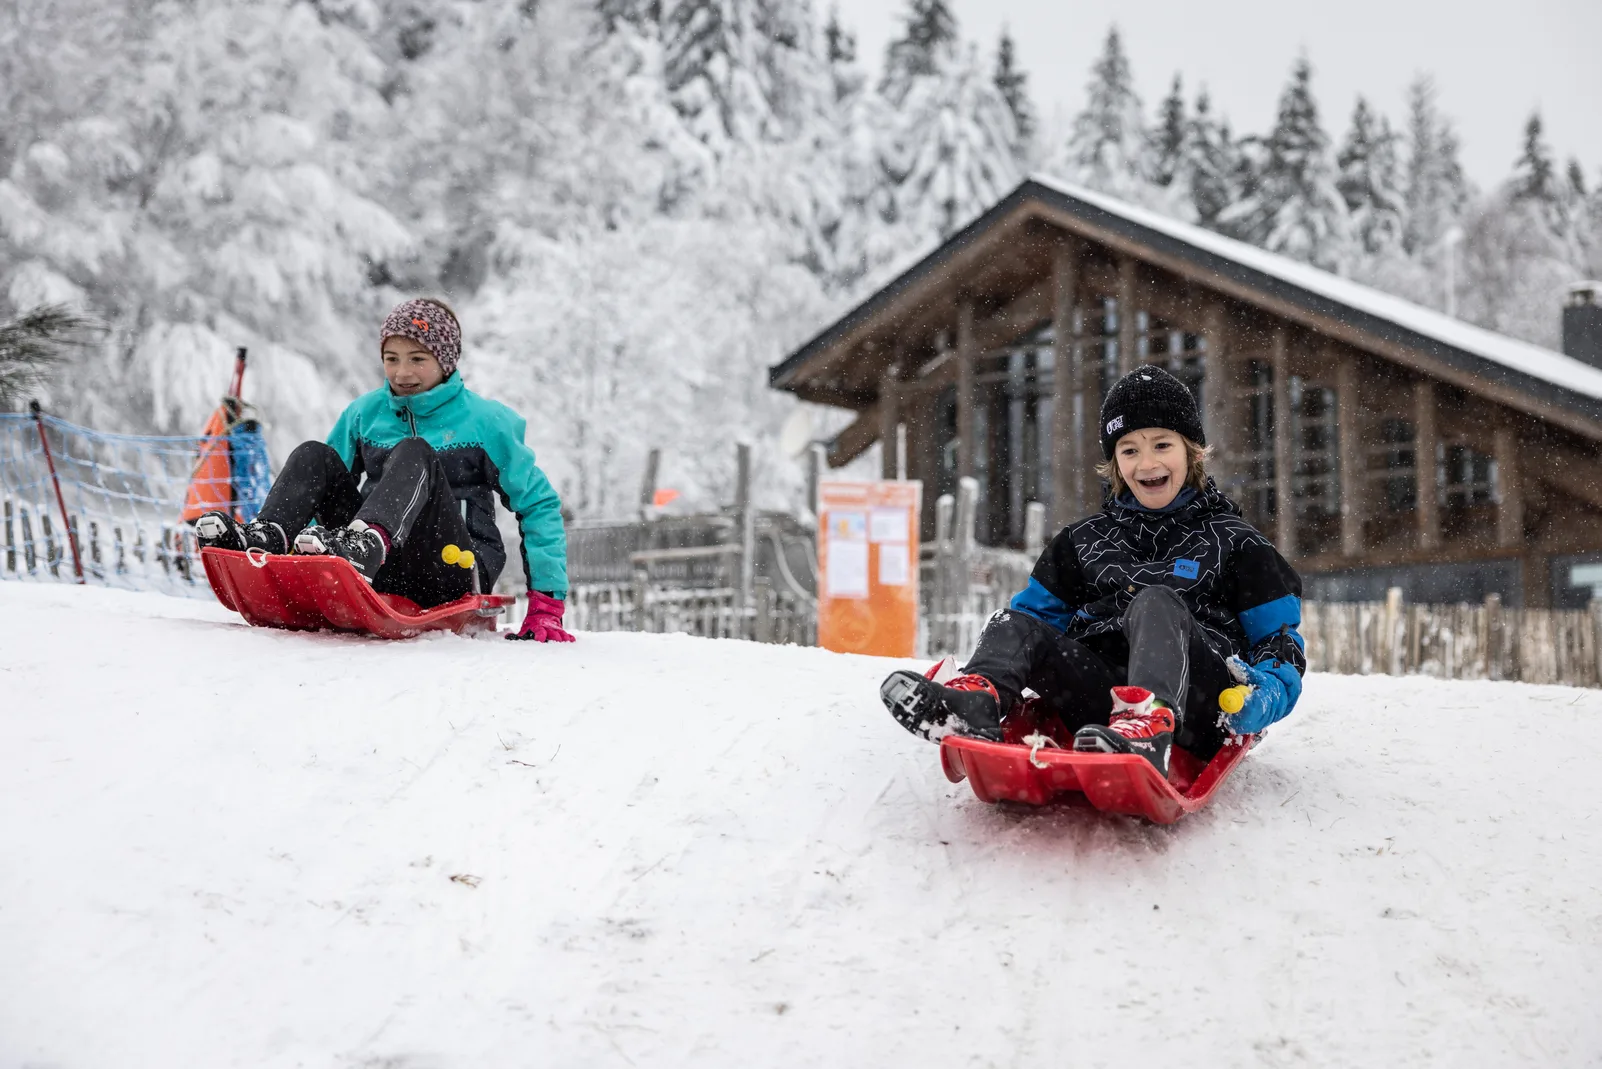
left=880, top=365, right=1305, bottom=776
left=196, top=298, right=574, bottom=643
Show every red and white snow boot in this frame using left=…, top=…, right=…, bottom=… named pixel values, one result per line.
left=1072, top=686, right=1176, bottom=777
left=880, top=669, right=1003, bottom=742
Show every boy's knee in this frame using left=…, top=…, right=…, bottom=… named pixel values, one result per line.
left=1123, top=584, right=1185, bottom=620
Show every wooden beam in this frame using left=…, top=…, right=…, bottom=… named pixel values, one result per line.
left=1336, top=354, right=1365, bottom=557
left=1202, top=303, right=1232, bottom=493
left=1529, top=443, right=1602, bottom=510
left=1414, top=380, right=1440, bottom=551
left=1495, top=425, right=1523, bottom=548
left=973, top=281, right=1052, bottom=354
left=1117, top=256, right=1138, bottom=376
left=956, top=299, right=976, bottom=481
left=787, top=382, right=877, bottom=410
left=1272, top=327, right=1296, bottom=557
left=1051, top=241, right=1081, bottom=528
left=827, top=404, right=881, bottom=467
left=879, top=361, right=902, bottom=480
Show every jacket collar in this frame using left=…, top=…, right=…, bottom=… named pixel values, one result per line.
left=1106, top=477, right=1238, bottom=523
left=386, top=371, right=464, bottom=421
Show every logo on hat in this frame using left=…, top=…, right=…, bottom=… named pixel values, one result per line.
left=412, top=317, right=430, bottom=332
left=1105, top=415, right=1124, bottom=435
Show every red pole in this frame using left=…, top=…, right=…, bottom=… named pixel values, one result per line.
left=29, top=400, right=85, bottom=584
left=228, top=346, right=247, bottom=401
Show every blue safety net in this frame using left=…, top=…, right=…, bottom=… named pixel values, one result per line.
left=0, top=411, right=271, bottom=595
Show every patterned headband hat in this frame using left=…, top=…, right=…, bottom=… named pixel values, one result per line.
left=380, top=299, right=462, bottom=377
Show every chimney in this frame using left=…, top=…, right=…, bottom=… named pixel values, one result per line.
left=1564, top=281, right=1602, bottom=368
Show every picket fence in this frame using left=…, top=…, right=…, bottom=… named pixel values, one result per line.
left=1303, top=591, right=1602, bottom=688
left=561, top=577, right=816, bottom=647
left=2, top=495, right=208, bottom=592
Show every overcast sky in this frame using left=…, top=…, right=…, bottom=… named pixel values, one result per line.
left=843, top=0, right=1602, bottom=190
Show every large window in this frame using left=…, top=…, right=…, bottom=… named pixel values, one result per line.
left=1441, top=439, right=1496, bottom=509
left=1371, top=417, right=1418, bottom=512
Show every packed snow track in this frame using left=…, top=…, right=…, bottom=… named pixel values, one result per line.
left=2, top=582, right=1598, bottom=1067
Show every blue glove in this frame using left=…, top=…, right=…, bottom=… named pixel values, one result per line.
left=1221, top=655, right=1303, bottom=735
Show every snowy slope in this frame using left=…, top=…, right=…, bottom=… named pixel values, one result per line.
left=2, top=582, right=1600, bottom=1068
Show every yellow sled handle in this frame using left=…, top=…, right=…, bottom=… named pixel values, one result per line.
left=1218, top=685, right=1252, bottom=715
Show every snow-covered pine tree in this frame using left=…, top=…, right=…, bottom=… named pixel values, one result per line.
left=1217, top=55, right=1349, bottom=270
left=1337, top=96, right=1406, bottom=254
left=1401, top=75, right=1469, bottom=257
left=1050, top=26, right=1150, bottom=200
left=880, top=0, right=958, bottom=104
left=1152, top=74, right=1186, bottom=188
left=1507, top=112, right=1567, bottom=243
left=1186, top=88, right=1240, bottom=227
left=885, top=42, right=1020, bottom=241
left=0, top=0, right=410, bottom=448
left=993, top=27, right=1036, bottom=160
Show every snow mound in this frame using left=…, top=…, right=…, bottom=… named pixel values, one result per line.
left=2, top=582, right=1599, bottom=1067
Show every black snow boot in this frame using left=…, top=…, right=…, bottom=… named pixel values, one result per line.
left=194, top=511, right=288, bottom=555
left=293, top=520, right=386, bottom=582
left=880, top=670, right=1004, bottom=742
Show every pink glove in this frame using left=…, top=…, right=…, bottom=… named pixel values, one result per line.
left=506, top=591, right=575, bottom=643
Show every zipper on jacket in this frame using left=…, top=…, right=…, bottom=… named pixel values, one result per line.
left=402, top=406, right=418, bottom=438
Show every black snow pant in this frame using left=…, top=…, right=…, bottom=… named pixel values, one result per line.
left=257, top=439, right=477, bottom=608
left=962, top=586, right=1234, bottom=758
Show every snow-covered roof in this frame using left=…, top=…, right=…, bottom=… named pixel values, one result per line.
left=774, top=175, right=1602, bottom=435
left=1028, top=173, right=1602, bottom=404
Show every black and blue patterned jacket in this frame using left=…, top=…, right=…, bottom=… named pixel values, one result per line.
left=1010, top=479, right=1305, bottom=688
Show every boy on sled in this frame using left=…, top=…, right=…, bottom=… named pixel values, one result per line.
left=880, top=365, right=1305, bottom=777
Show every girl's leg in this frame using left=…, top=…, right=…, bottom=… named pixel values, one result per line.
left=356, top=438, right=476, bottom=608
left=1121, top=586, right=1234, bottom=758
left=256, top=442, right=363, bottom=539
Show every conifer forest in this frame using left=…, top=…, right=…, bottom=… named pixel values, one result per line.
left=3, top=0, right=1599, bottom=518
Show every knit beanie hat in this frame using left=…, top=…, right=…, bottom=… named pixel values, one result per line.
left=380, top=298, right=462, bottom=377
left=1099, top=365, right=1205, bottom=459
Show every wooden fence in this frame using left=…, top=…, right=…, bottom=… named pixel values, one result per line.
left=562, top=577, right=816, bottom=646
left=1304, top=590, right=1602, bottom=688
left=2, top=496, right=206, bottom=591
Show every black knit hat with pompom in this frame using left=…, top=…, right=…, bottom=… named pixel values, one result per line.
left=1099, top=365, right=1205, bottom=459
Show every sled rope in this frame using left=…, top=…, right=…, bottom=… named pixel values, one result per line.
left=1021, top=732, right=1060, bottom=769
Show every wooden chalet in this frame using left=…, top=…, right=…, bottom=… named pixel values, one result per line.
left=770, top=177, right=1602, bottom=608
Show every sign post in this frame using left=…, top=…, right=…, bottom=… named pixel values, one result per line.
left=817, top=480, right=922, bottom=657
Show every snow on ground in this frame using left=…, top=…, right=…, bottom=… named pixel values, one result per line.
left=2, top=582, right=1600, bottom=1069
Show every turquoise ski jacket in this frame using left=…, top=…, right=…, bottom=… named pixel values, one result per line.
left=326, top=374, right=568, bottom=597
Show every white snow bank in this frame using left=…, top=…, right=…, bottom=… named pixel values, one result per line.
left=2, top=581, right=1600, bottom=1068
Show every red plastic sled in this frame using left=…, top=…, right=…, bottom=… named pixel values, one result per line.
left=939, top=734, right=1256, bottom=824
left=200, top=547, right=514, bottom=639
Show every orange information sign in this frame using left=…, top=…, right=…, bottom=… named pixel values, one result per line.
left=817, top=480, right=922, bottom=657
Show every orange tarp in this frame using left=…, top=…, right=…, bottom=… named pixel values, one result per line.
left=181, top=406, right=234, bottom=522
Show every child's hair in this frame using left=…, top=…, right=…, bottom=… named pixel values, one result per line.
left=1095, top=434, right=1212, bottom=498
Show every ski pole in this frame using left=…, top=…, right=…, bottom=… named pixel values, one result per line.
left=30, top=400, right=84, bottom=584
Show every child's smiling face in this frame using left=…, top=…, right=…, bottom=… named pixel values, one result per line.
left=383, top=335, right=446, bottom=396
left=1114, top=428, right=1187, bottom=509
